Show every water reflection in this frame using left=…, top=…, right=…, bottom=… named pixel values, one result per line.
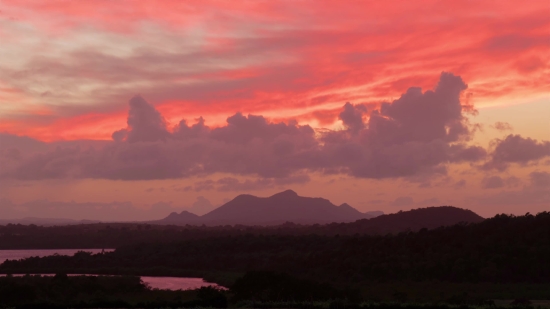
left=0, top=274, right=222, bottom=290
left=141, top=276, right=222, bottom=290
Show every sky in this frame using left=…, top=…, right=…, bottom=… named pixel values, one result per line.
left=0, top=0, right=549, bottom=221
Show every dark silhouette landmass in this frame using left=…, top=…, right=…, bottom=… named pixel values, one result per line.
left=2, top=212, right=548, bottom=285
left=0, top=190, right=382, bottom=226
left=158, top=211, right=200, bottom=224
left=1, top=212, right=549, bottom=307
left=151, top=190, right=380, bottom=226
left=0, top=274, right=227, bottom=308
left=319, top=206, right=484, bottom=234
left=0, top=206, right=482, bottom=249
left=4, top=273, right=542, bottom=308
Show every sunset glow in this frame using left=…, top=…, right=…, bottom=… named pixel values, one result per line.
left=0, top=0, right=549, bottom=219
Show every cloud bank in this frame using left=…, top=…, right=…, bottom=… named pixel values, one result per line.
left=2, top=73, right=549, bottom=183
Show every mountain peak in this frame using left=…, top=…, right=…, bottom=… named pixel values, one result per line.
left=270, top=189, right=298, bottom=198
left=156, top=190, right=378, bottom=226
left=166, top=212, right=179, bottom=218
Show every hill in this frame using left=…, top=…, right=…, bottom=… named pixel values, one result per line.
left=0, top=217, right=101, bottom=226
left=152, top=190, right=378, bottom=226
left=320, top=206, right=484, bottom=235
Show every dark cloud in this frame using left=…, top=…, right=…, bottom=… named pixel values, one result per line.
left=492, top=121, right=513, bottom=131
left=193, top=180, right=215, bottom=192
left=339, top=102, right=367, bottom=133
left=215, top=177, right=272, bottom=192
left=484, top=135, right=550, bottom=170
left=481, top=175, right=522, bottom=189
left=191, top=175, right=310, bottom=192
left=453, top=179, right=466, bottom=189
left=471, top=171, right=550, bottom=210
left=481, top=176, right=504, bottom=189
left=1, top=73, right=492, bottom=181
left=319, top=73, right=486, bottom=178
left=125, top=95, right=171, bottom=143
left=529, top=171, right=550, bottom=188
left=370, top=72, right=469, bottom=144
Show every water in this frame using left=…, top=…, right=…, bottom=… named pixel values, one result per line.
left=0, top=249, right=114, bottom=264
left=0, top=249, right=223, bottom=290
left=0, top=274, right=222, bottom=290
left=140, top=276, right=222, bottom=290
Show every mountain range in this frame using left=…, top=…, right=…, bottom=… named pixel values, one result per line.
left=0, top=190, right=485, bottom=230
left=152, top=190, right=382, bottom=226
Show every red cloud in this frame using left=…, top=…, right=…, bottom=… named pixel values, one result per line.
left=0, top=1, right=548, bottom=141
left=1, top=73, right=494, bottom=181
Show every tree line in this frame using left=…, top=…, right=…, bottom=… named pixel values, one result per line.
left=2, top=212, right=549, bottom=284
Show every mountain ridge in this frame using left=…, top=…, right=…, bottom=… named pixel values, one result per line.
left=321, top=206, right=485, bottom=234
left=152, top=190, right=379, bottom=226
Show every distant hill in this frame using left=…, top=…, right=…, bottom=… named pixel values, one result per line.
left=157, top=211, right=200, bottom=224
left=152, top=190, right=379, bottom=226
left=323, top=206, right=484, bottom=234
left=0, top=217, right=101, bottom=226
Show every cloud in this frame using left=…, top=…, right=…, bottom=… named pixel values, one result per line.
left=529, top=171, right=550, bottom=188
left=186, top=196, right=216, bottom=216
left=1, top=73, right=490, bottom=181
left=471, top=171, right=550, bottom=211
left=453, top=179, right=467, bottom=189
left=2, top=1, right=549, bottom=144
left=482, top=176, right=504, bottom=189
left=481, top=175, right=521, bottom=189
left=339, top=102, right=367, bottom=133
left=491, top=122, right=513, bottom=131
left=193, top=180, right=215, bottom=192
left=121, top=95, right=171, bottom=143
left=483, top=135, right=550, bottom=170
left=0, top=199, right=180, bottom=221
left=391, top=196, right=414, bottom=207
left=191, top=175, right=310, bottom=192
left=320, top=72, right=486, bottom=178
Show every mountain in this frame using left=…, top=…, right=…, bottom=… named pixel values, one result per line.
left=324, top=206, right=484, bottom=234
left=157, top=211, right=200, bottom=224
left=153, top=190, right=379, bottom=226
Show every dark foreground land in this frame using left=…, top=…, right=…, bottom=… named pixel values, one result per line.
left=0, top=274, right=227, bottom=308
left=0, top=207, right=483, bottom=249
left=1, top=273, right=548, bottom=309
left=0, top=212, right=549, bottom=308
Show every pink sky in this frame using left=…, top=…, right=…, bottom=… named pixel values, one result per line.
left=0, top=0, right=549, bottom=220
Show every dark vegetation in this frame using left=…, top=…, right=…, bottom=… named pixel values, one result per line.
left=0, top=206, right=482, bottom=249
left=0, top=212, right=549, bottom=307
left=231, top=271, right=361, bottom=302
left=0, top=274, right=227, bottom=308
left=2, top=212, right=548, bottom=284
left=0, top=273, right=547, bottom=308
